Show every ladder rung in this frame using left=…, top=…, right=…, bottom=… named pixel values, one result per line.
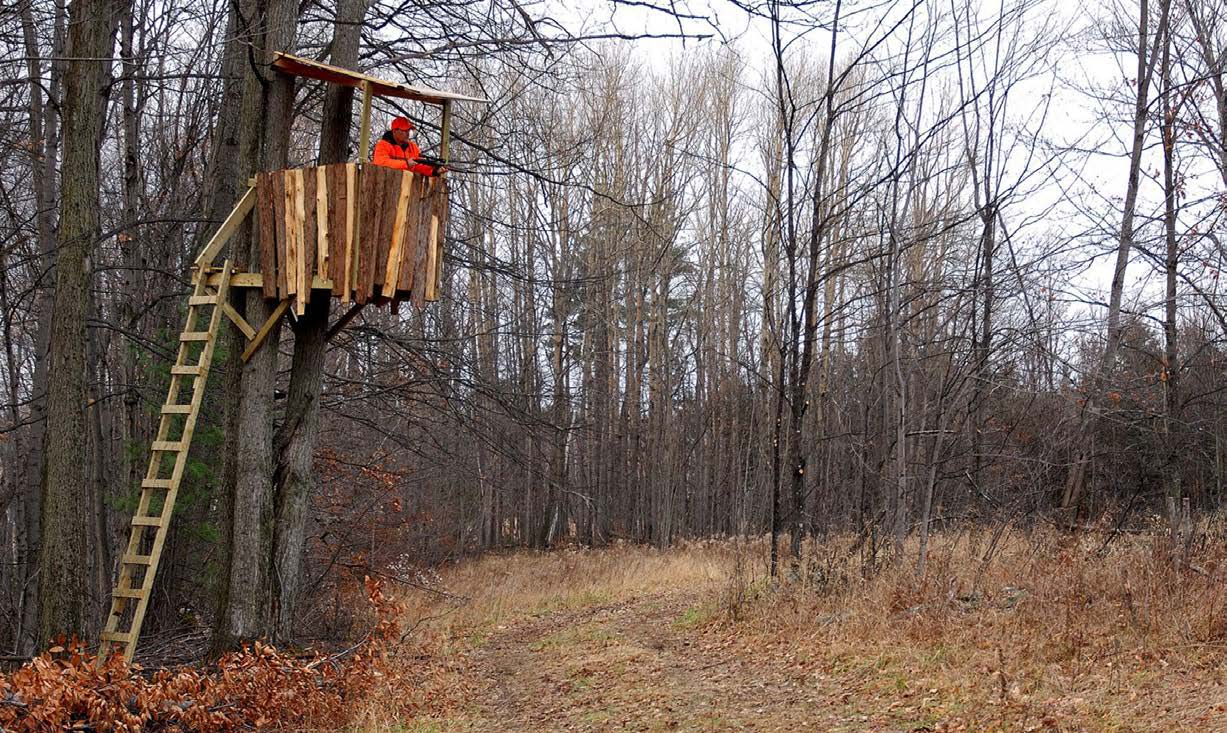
left=122, top=554, right=154, bottom=566
left=100, top=631, right=134, bottom=644
left=188, top=295, right=217, bottom=306
left=112, top=587, right=147, bottom=600
left=141, top=478, right=173, bottom=490
left=161, top=404, right=192, bottom=414
left=180, top=331, right=211, bottom=341
left=150, top=441, right=183, bottom=452
left=170, top=365, right=202, bottom=376
left=131, top=515, right=164, bottom=527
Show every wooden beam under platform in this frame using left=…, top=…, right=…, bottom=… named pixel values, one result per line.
left=208, top=271, right=336, bottom=291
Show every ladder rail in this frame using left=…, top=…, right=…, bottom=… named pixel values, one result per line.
left=101, top=261, right=234, bottom=664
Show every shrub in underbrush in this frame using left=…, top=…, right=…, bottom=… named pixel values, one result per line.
left=0, top=577, right=407, bottom=732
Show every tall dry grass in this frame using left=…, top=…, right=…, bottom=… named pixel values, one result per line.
left=353, top=522, right=1227, bottom=730
left=725, top=522, right=1227, bottom=729
left=400, top=541, right=739, bottom=639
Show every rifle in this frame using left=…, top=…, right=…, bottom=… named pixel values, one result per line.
left=416, top=155, right=447, bottom=175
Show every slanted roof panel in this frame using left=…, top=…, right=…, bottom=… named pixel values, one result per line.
left=272, top=53, right=488, bottom=106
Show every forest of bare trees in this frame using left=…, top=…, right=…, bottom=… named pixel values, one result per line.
left=2, top=0, right=1225, bottom=659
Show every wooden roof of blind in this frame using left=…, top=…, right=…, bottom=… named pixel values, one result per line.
left=272, top=52, right=488, bottom=106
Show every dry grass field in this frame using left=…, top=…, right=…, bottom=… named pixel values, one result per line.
left=350, top=524, right=1227, bottom=732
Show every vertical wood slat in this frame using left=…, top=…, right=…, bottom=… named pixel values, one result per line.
left=316, top=166, right=330, bottom=280
left=257, top=172, right=278, bottom=300
left=410, top=177, right=435, bottom=308
left=356, top=165, right=376, bottom=303
left=272, top=172, right=288, bottom=300
left=324, top=165, right=337, bottom=291
left=353, top=166, right=367, bottom=303
left=396, top=174, right=421, bottom=292
left=388, top=169, right=404, bottom=294
left=383, top=173, right=413, bottom=298
left=295, top=169, right=308, bottom=312
left=374, top=166, right=391, bottom=297
left=284, top=170, right=298, bottom=301
left=373, top=167, right=395, bottom=294
left=432, top=179, right=449, bottom=298
left=375, top=165, right=390, bottom=302
left=366, top=167, right=382, bottom=296
left=328, top=165, right=344, bottom=297
left=424, top=215, right=439, bottom=302
left=343, top=164, right=357, bottom=303
left=425, top=184, right=442, bottom=302
left=300, top=168, right=315, bottom=315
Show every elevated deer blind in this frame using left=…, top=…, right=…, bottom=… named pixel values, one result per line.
left=255, top=163, right=448, bottom=313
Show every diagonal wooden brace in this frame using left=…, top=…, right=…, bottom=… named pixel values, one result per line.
left=222, top=302, right=256, bottom=340
left=194, top=187, right=257, bottom=269
left=241, top=299, right=290, bottom=362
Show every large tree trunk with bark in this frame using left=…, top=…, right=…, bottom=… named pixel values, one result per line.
left=269, top=0, right=366, bottom=643
left=212, top=0, right=299, bottom=652
left=15, top=0, right=67, bottom=656
left=198, top=0, right=256, bottom=645
left=39, top=0, right=125, bottom=647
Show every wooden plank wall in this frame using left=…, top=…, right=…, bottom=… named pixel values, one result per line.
left=256, top=163, right=447, bottom=313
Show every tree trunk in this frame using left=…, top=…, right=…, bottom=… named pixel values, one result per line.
left=1159, top=7, right=1182, bottom=523
left=39, top=0, right=125, bottom=647
left=271, top=295, right=328, bottom=641
left=1061, top=0, right=1170, bottom=516
left=16, top=0, right=67, bottom=656
left=213, top=0, right=298, bottom=652
left=269, top=0, right=365, bottom=643
left=199, top=0, right=255, bottom=641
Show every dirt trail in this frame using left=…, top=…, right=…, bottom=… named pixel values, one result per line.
left=453, top=590, right=860, bottom=732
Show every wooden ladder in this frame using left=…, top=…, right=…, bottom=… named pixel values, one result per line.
left=100, top=261, right=234, bottom=663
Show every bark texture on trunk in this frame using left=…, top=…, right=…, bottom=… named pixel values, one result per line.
left=213, top=0, right=298, bottom=651
left=203, top=0, right=256, bottom=643
left=1159, top=8, right=1182, bottom=519
left=271, top=294, right=329, bottom=641
left=16, top=0, right=66, bottom=655
left=39, top=0, right=125, bottom=647
left=268, top=0, right=365, bottom=643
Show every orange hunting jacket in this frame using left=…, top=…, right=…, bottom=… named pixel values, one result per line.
left=372, top=132, right=436, bottom=176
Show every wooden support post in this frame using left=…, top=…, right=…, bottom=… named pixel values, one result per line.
left=357, top=81, right=373, bottom=163
left=441, top=100, right=452, bottom=165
